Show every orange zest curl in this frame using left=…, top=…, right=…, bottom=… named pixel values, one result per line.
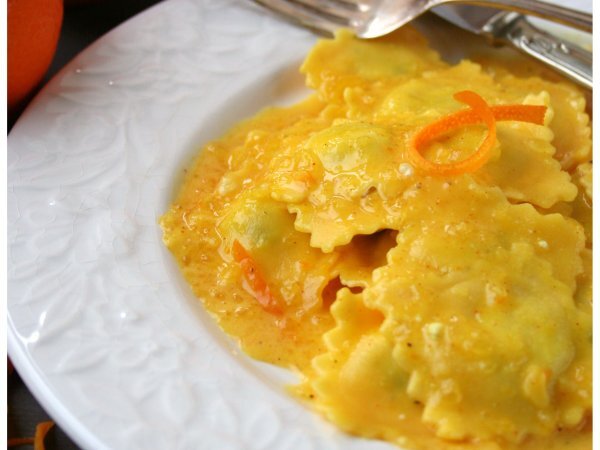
left=8, top=421, right=54, bottom=450
left=232, top=240, right=283, bottom=315
left=408, top=90, right=547, bottom=176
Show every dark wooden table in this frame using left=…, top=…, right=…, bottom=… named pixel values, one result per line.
left=7, top=1, right=162, bottom=448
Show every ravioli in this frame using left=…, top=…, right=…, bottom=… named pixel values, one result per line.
left=367, top=179, right=587, bottom=441
left=161, top=27, right=592, bottom=450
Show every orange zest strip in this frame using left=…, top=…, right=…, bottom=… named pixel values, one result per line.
left=408, top=90, right=547, bottom=177
left=232, top=240, right=283, bottom=315
left=34, top=422, right=55, bottom=450
left=7, top=437, right=35, bottom=447
left=8, top=421, right=54, bottom=450
left=489, top=104, right=547, bottom=124
left=422, top=104, right=547, bottom=132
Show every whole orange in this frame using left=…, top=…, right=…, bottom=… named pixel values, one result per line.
left=7, top=0, right=64, bottom=111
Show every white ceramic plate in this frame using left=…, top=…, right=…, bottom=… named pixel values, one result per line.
left=7, top=1, right=591, bottom=449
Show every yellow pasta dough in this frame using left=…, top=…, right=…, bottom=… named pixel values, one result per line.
left=160, top=27, right=592, bottom=449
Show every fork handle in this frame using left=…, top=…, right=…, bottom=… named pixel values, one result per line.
left=437, top=0, right=592, bottom=32
left=491, top=13, right=592, bottom=88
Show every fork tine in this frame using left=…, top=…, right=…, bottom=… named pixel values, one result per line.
left=253, top=0, right=354, bottom=35
left=294, top=0, right=361, bottom=14
left=335, top=0, right=367, bottom=5
left=295, top=1, right=361, bottom=25
left=327, top=0, right=374, bottom=9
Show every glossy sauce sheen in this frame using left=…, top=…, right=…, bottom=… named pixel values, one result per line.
left=160, top=28, right=592, bottom=450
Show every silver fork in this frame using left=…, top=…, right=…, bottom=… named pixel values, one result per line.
left=252, top=0, right=592, bottom=38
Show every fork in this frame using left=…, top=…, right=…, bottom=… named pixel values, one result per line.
left=252, top=0, right=592, bottom=38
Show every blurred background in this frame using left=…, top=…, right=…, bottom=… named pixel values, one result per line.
left=7, top=2, right=161, bottom=447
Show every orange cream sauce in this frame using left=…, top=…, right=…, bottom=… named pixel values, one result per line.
left=161, top=27, right=592, bottom=450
